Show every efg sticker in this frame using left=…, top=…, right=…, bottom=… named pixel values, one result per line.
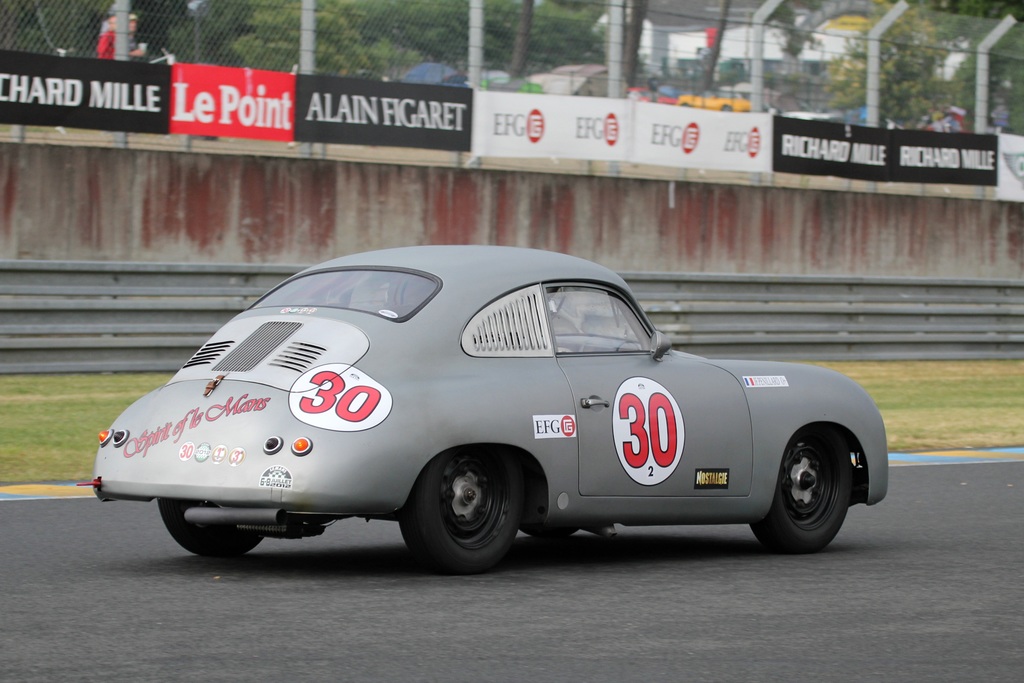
left=259, top=465, right=293, bottom=489
left=194, top=442, right=212, bottom=463
left=178, top=442, right=195, bottom=462
left=533, top=415, right=577, bottom=439
left=742, top=375, right=789, bottom=388
left=289, top=363, right=393, bottom=432
left=694, top=468, right=730, bottom=490
left=612, top=377, right=685, bottom=486
left=211, top=445, right=228, bottom=464
left=228, top=447, right=246, bottom=467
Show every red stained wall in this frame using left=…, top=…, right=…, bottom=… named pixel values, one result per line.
left=1, top=143, right=1023, bottom=278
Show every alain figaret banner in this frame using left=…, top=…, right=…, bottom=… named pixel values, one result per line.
left=295, top=75, right=472, bottom=152
left=0, top=49, right=169, bottom=133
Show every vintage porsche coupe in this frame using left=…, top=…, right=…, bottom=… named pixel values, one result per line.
left=92, top=246, right=888, bottom=574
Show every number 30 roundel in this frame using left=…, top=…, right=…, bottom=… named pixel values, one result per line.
left=612, top=377, right=685, bottom=486
left=289, top=364, right=393, bottom=432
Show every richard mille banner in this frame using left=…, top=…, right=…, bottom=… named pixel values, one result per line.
left=295, top=76, right=473, bottom=151
left=888, top=129, right=997, bottom=186
left=0, top=49, right=170, bottom=133
left=771, top=116, right=890, bottom=182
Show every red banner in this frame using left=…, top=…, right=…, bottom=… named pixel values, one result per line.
left=170, top=63, right=295, bottom=141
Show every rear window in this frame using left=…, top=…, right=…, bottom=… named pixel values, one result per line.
left=253, top=268, right=438, bottom=321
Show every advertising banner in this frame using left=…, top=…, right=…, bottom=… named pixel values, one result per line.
left=889, top=129, right=997, bottom=186
left=997, top=134, right=1024, bottom=202
left=631, top=103, right=771, bottom=172
left=472, top=91, right=630, bottom=161
left=772, top=117, right=890, bottom=181
left=0, top=49, right=170, bottom=133
left=169, top=63, right=295, bottom=141
left=295, top=76, right=473, bottom=151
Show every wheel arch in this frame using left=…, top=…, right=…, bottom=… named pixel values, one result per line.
left=403, top=442, right=550, bottom=523
left=790, top=421, right=871, bottom=506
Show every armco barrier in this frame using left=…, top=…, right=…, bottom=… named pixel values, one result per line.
left=2, top=260, right=1024, bottom=374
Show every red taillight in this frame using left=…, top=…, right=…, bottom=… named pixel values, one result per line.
left=291, top=437, right=313, bottom=456
left=98, top=429, right=112, bottom=446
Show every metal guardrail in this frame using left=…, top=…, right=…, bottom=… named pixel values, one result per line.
left=2, top=260, right=1024, bottom=374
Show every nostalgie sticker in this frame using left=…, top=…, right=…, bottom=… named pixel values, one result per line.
left=612, top=377, right=685, bottom=486
left=289, top=364, right=393, bottom=432
left=694, top=468, right=730, bottom=490
left=533, top=415, right=577, bottom=439
left=258, top=465, right=293, bottom=489
left=742, top=375, right=789, bottom=388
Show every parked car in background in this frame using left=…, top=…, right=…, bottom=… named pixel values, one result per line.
left=676, top=91, right=752, bottom=112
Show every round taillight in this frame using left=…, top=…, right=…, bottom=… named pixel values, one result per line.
left=291, top=437, right=313, bottom=457
left=98, top=429, right=113, bottom=446
left=264, top=436, right=283, bottom=455
left=111, top=430, right=129, bottom=447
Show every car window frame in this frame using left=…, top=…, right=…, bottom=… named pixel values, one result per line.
left=543, top=282, right=653, bottom=356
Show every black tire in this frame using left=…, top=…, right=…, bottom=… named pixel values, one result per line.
left=157, top=499, right=263, bottom=557
left=750, top=427, right=852, bottom=554
left=520, top=525, right=579, bottom=539
left=399, top=448, right=523, bottom=574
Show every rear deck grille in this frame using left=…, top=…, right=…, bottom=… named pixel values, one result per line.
left=213, top=321, right=303, bottom=372
left=268, top=341, right=327, bottom=373
left=182, top=340, right=235, bottom=369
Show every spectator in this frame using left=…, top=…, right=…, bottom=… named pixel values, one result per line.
left=96, top=13, right=116, bottom=59
left=97, top=13, right=147, bottom=60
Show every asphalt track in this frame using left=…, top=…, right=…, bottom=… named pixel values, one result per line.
left=1, top=454, right=1022, bottom=682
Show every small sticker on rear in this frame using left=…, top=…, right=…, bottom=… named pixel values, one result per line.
left=259, top=465, right=293, bottom=489
left=742, top=375, right=789, bottom=388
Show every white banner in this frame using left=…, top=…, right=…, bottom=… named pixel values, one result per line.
left=997, top=133, right=1024, bottom=202
left=631, top=103, right=772, bottom=172
left=472, top=91, right=631, bottom=161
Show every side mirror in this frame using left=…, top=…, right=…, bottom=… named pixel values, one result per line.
left=651, top=330, right=672, bottom=361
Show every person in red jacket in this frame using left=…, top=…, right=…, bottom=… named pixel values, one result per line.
left=96, top=13, right=116, bottom=59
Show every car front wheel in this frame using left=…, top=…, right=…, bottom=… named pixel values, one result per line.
left=750, top=427, right=852, bottom=553
left=157, top=499, right=263, bottom=557
left=399, top=448, right=523, bottom=574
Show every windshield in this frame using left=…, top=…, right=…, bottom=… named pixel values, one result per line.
left=254, top=268, right=438, bottom=320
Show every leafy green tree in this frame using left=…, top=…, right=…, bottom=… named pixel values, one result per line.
left=827, top=3, right=956, bottom=126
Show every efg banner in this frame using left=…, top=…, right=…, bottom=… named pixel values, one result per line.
left=295, top=76, right=472, bottom=151
left=889, top=129, right=997, bottom=186
left=0, top=49, right=170, bottom=133
left=772, top=116, right=890, bottom=181
left=632, top=103, right=771, bottom=172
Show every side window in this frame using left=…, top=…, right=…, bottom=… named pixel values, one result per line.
left=545, top=286, right=649, bottom=354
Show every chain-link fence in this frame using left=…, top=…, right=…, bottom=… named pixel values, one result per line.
left=3, top=1, right=1023, bottom=132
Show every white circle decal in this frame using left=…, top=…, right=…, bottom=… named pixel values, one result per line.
left=289, top=363, right=393, bottom=432
left=611, top=377, right=685, bottom=485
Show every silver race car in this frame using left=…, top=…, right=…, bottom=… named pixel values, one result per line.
left=92, top=246, right=888, bottom=574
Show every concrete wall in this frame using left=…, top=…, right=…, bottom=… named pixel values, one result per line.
left=2, top=143, right=1023, bottom=277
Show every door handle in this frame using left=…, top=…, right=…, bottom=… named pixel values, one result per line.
left=580, top=396, right=610, bottom=409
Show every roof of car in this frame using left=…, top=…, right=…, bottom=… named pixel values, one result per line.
left=297, top=245, right=629, bottom=294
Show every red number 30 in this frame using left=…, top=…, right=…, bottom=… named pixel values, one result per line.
left=299, top=370, right=382, bottom=423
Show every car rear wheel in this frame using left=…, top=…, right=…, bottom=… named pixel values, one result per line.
left=750, top=427, right=851, bottom=553
left=399, top=448, right=523, bottom=574
left=157, top=499, right=263, bottom=557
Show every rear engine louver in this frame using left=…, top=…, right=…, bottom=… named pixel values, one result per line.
left=212, top=321, right=303, bottom=372
left=182, top=340, right=235, bottom=369
left=461, top=286, right=551, bottom=357
left=268, top=341, right=328, bottom=373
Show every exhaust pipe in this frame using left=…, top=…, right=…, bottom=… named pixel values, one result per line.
left=184, top=506, right=285, bottom=526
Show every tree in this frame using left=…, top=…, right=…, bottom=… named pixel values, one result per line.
left=827, top=3, right=955, bottom=126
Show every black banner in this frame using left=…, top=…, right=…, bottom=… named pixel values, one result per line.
left=295, top=76, right=472, bottom=151
left=0, top=49, right=170, bottom=134
left=889, top=129, right=997, bottom=186
left=772, top=117, right=890, bottom=182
